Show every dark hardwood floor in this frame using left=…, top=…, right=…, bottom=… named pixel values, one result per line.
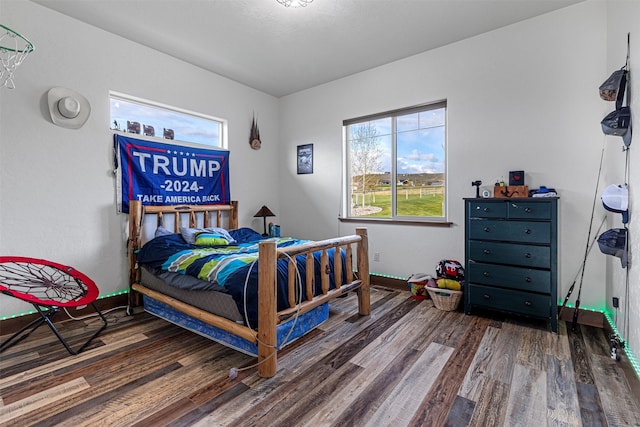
left=1, top=287, right=639, bottom=426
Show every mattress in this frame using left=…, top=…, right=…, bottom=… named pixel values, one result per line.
left=136, top=228, right=346, bottom=328
left=140, top=266, right=244, bottom=323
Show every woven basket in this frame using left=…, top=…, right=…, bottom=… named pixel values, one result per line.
left=427, top=287, right=463, bottom=311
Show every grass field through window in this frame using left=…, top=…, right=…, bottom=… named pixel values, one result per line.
left=351, top=186, right=444, bottom=217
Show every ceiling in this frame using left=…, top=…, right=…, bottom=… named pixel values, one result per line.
left=32, top=0, right=583, bottom=97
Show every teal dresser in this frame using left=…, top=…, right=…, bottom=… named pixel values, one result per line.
left=464, top=198, right=558, bottom=332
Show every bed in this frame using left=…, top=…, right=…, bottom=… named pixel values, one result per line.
left=127, top=200, right=370, bottom=377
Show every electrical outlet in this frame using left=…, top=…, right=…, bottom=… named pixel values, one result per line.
left=612, top=297, right=619, bottom=308
left=373, top=252, right=380, bottom=262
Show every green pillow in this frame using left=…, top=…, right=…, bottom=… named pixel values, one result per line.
left=180, top=227, right=235, bottom=244
left=194, top=232, right=230, bottom=246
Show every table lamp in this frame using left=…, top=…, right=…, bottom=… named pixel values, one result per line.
left=254, top=205, right=275, bottom=236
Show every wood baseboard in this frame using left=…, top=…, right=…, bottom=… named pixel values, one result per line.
left=0, top=293, right=129, bottom=336
left=370, top=274, right=608, bottom=329
left=558, top=307, right=604, bottom=328
left=0, top=274, right=412, bottom=335
left=0, top=284, right=607, bottom=338
left=370, top=274, right=409, bottom=292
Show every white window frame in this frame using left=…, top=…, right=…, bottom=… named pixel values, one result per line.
left=109, top=91, right=228, bottom=149
left=342, top=101, right=447, bottom=223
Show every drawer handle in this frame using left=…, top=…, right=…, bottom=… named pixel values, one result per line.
left=483, top=207, right=489, bottom=212
left=524, top=228, right=532, bottom=234
left=483, top=249, right=491, bottom=255
left=483, top=294, right=491, bottom=300
left=524, top=253, right=532, bottom=258
left=524, top=207, right=532, bottom=213
left=525, top=277, right=532, bottom=283
left=484, top=227, right=490, bottom=232
left=483, top=271, right=490, bottom=277
left=524, top=301, right=533, bottom=307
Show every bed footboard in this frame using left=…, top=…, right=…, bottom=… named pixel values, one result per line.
left=257, top=228, right=369, bottom=377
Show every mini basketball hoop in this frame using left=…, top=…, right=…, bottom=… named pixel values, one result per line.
left=0, top=23, right=34, bottom=89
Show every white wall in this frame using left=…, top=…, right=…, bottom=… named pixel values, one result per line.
left=605, top=0, right=640, bottom=360
left=2, top=0, right=636, bottom=358
left=279, top=1, right=609, bottom=310
left=0, top=0, right=281, bottom=317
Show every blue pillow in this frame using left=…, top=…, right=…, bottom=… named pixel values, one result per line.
left=154, top=226, right=174, bottom=237
left=228, top=227, right=264, bottom=243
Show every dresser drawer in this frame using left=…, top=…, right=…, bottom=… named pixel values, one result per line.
left=507, top=201, right=552, bottom=220
left=467, top=201, right=507, bottom=218
left=467, top=262, right=551, bottom=293
left=468, top=284, right=550, bottom=318
left=468, top=240, right=550, bottom=268
left=468, top=220, right=550, bottom=244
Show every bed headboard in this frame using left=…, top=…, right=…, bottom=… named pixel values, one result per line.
left=127, top=200, right=239, bottom=299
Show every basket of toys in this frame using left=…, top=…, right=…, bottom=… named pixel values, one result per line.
left=429, top=259, right=465, bottom=311
left=427, top=287, right=463, bottom=311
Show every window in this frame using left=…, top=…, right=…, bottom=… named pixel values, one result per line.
left=109, top=92, right=226, bottom=148
left=343, top=101, right=446, bottom=221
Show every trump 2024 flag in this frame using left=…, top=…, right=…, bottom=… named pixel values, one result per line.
left=114, top=134, right=230, bottom=213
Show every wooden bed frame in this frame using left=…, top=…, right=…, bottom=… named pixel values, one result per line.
left=127, top=200, right=370, bottom=377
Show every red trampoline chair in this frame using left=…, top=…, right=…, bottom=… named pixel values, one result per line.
left=0, top=257, right=107, bottom=355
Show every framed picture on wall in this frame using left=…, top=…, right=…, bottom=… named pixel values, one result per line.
left=297, top=144, right=313, bottom=174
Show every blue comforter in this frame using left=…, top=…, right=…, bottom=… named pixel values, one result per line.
left=137, top=228, right=346, bottom=327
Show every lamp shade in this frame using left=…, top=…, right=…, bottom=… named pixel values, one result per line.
left=254, top=205, right=275, bottom=218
